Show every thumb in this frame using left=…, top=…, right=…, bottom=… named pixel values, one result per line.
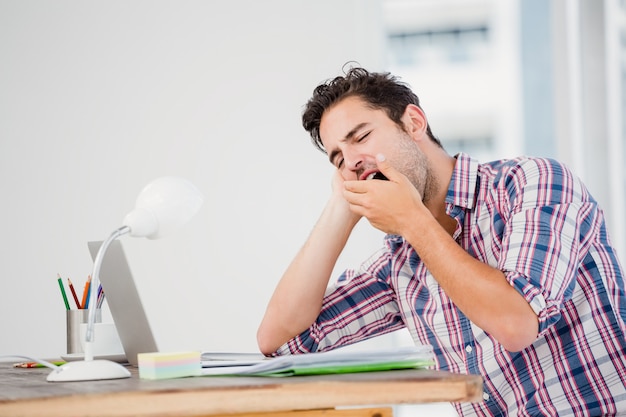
left=375, top=153, right=400, bottom=182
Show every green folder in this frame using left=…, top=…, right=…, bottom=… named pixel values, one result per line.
left=267, top=359, right=436, bottom=377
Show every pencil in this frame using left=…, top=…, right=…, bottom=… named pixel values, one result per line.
left=67, top=278, right=81, bottom=309
left=57, top=275, right=70, bottom=311
left=80, top=275, right=91, bottom=309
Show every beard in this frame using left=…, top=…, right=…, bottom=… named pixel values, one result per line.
left=394, top=133, right=438, bottom=204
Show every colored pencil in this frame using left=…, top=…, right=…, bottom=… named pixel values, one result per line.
left=67, top=278, right=81, bottom=309
left=80, top=275, right=91, bottom=309
left=96, top=284, right=105, bottom=308
left=57, top=275, right=70, bottom=311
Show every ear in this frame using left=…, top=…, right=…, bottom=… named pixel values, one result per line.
left=401, top=104, right=428, bottom=139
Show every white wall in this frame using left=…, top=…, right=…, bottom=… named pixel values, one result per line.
left=0, top=0, right=388, bottom=358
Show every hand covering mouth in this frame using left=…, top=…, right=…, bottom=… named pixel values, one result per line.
left=366, top=171, right=389, bottom=181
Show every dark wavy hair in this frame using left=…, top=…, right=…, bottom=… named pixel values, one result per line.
left=302, top=67, right=441, bottom=153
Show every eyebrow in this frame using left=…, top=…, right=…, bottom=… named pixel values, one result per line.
left=327, top=122, right=369, bottom=165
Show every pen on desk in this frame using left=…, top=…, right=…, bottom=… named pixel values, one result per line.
left=57, top=274, right=70, bottom=311
left=13, top=361, right=66, bottom=368
left=68, top=278, right=81, bottom=309
left=80, top=275, right=91, bottom=309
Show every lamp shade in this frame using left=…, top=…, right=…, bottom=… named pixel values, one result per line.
left=122, top=176, right=204, bottom=239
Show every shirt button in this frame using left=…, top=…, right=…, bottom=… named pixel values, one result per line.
left=483, top=393, right=490, bottom=401
left=465, top=345, right=473, bottom=353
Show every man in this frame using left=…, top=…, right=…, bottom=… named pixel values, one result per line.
left=257, top=67, right=626, bottom=416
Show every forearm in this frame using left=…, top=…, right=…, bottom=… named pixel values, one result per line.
left=257, top=198, right=358, bottom=355
left=405, top=213, right=538, bottom=351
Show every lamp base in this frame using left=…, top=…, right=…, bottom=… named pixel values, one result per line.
left=47, top=359, right=131, bottom=382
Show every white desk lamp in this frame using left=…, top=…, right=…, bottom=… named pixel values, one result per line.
left=47, top=176, right=204, bottom=382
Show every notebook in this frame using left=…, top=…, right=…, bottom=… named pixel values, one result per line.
left=201, top=345, right=435, bottom=376
left=87, top=240, right=265, bottom=367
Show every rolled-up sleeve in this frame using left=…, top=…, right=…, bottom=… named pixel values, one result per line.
left=497, top=159, right=601, bottom=335
left=273, top=248, right=405, bottom=356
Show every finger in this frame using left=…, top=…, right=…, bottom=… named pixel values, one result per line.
left=375, top=153, right=400, bottom=182
left=343, top=179, right=368, bottom=193
left=342, top=186, right=366, bottom=205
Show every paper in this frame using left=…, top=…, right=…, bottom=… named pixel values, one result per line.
left=201, top=352, right=268, bottom=368
left=201, top=345, right=434, bottom=377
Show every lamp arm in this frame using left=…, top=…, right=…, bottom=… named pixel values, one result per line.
left=84, top=225, right=131, bottom=362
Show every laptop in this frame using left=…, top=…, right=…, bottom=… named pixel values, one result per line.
left=87, top=241, right=265, bottom=367
left=87, top=240, right=159, bottom=366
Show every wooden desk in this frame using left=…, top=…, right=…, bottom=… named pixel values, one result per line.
left=0, top=363, right=482, bottom=417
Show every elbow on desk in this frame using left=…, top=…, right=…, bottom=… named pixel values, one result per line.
left=257, top=308, right=321, bottom=355
left=256, top=333, right=272, bottom=357
left=256, top=323, right=283, bottom=356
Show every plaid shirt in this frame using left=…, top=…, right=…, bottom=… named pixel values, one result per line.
left=276, top=153, right=626, bottom=416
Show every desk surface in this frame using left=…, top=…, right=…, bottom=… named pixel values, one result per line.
left=0, top=363, right=482, bottom=417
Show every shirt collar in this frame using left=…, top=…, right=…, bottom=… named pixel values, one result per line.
left=446, top=153, right=479, bottom=210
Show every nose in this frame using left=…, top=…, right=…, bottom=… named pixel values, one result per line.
left=342, top=150, right=362, bottom=179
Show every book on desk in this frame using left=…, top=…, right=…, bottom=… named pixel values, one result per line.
left=200, top=345, right=435, bottom=377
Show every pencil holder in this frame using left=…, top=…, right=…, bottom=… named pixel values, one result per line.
left=66, top=309, right=101, bottom=354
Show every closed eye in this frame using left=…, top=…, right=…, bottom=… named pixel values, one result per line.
left=329, top=150, right=344, bottom=168
left=329, top=128, right=371, bottom=168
